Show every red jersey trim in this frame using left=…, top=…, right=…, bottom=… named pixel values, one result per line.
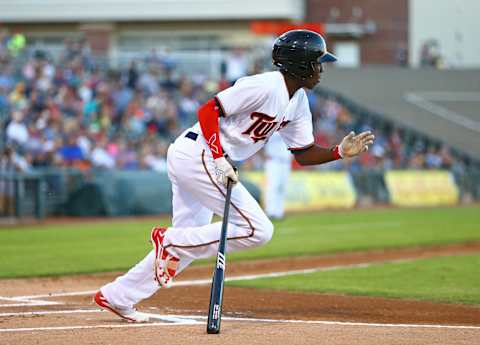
left=214, top=96, right=227, bottom=117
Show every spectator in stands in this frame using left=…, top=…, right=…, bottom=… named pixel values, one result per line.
left=177, top=77, right=200, bottom=127
left=9, top=82, right=28, bottom=110
left=58, top=134, right=85, bottom=167
left=0, top=84, right=9, bottom=119
left=0, top=146, right=31, bottom=215
left=119, top=140, right=140, bottom=170
left=106, top=135, right=122, bottom=165
left=425, top=146, right=442, bottom=169
left=126, top=61, right=139, bottom=90
left=0, top=63, right=14, bottom=92
left=0, top=147, right=16, bottom=216
left=123, top=91, right=146, bottom=140
left=91, top=135, right=115, bottom=169
left=0, top=36, right=475, bottom=176
left=140, top=140, right=167, bottom=172
left=408, top=142, right=426, bottom=169
left=439, top=144, right=455, bottom=169
left=6, top=110, right=29, bottom=148
left=112, top=78, right=133, bottom=121
left=0, top=30, right=9, bottom=60
left=225, top=47, right=248, bottom=84
left=388, top=128, right=404, bottom=168
left=138, top=66, right=160, bottom=96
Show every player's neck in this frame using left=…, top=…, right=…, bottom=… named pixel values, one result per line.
left=281, top=72, right=303, bottom=99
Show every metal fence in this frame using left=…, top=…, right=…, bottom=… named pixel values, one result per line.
left=453, top=169, right=480, bottom=202
left=0, top=168, right=85, bottom=220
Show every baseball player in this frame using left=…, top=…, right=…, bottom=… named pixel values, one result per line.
left=94, top=30, right=375, bottom=322
left=264, top=132, right=292, bottom=220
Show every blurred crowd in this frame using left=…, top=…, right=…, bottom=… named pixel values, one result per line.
left=0, top=36, right=470, bottom=175
left=307, top=95, right=462, bottom=173
left=0, top=36, right=215, bottom=174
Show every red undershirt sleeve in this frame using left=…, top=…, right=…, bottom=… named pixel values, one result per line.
left=198, top=97, right=224, bottom=159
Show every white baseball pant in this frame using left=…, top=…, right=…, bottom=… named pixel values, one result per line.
left=101, top=130, right=273, bottom=309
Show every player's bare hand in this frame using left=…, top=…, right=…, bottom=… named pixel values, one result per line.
left=214, top=156, right=238, bottom=187
left=339, top=131, right=375, bottom=158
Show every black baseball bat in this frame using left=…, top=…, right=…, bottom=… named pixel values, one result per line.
left=206, top=178, right=233, bottom=334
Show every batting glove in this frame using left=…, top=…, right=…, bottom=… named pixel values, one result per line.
left=214, top=156, right=238, bottom=187
left=339, top=131, right=375, bottom=158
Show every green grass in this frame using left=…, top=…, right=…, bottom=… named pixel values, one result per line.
left=229, top=254, right=480, bottom=305
left=0, top=206, right=478, bottom=278
left=229, top=205, right=480, bottom=260
left=0, top=219, right=156, bottom=278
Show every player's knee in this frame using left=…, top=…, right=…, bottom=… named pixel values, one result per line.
left=255, top=218, right=274, bottom=245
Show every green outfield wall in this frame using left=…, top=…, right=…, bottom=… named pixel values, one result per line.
left=0, top=168, right=478, bottom=220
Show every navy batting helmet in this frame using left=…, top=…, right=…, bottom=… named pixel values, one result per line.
left=272, top=29, right=337, bottom=79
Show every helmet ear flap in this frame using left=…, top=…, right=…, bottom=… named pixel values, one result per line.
left=273, top=46, right=311, bottom=79
left=275, top=60, right=312, bottom=80
left=308, top=61, right=321, bottom=77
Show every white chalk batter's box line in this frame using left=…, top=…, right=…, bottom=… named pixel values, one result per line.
left=0, top=261, right=387, bottom=308
left=0, top=309, right=479, bottom=333
left=1, top=255, right=479, bottom=333
left=0, top=253, right=475, bottom=308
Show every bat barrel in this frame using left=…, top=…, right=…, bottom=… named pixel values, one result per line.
left=207, top=266, right=225, bottom=333
left=206, top=179, right=233, bottom=334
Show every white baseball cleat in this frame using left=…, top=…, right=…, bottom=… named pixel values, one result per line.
left=93, top=291, right=150, bottom=323
left=150, top=226, right=180, bottom=288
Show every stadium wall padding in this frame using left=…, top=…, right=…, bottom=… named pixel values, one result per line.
left=63, top=170, right=261, bottom=217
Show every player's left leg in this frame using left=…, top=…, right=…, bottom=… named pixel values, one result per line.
left=98, top=179, right=213, bottom=314
left=160, top=140, right=274, bottom=263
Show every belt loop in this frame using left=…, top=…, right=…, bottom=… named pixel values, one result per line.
left=185, top=131, right=198, bottom=141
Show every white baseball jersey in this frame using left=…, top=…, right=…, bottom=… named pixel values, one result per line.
left=99, top=71, right=314, bottom=312
left=191, top=71, right=314, bottom=161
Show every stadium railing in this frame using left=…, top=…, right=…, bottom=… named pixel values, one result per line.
left=1, top=168, right=478, bottom=221
left=0, top=168, right=85, bottom=220
left=453, top=169, right=480, bottom=202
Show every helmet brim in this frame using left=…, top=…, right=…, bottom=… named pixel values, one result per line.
left=319, top=52, right=337, bottom=63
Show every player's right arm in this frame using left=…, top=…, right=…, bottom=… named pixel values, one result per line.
left=197, top=97, right=238, bottom=187
left=198, top=77, right=267, bottom=187
left=198, top=97, right=226, bottom=161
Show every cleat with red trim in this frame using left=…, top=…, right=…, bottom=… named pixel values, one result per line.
left=93, top=291, right=149, bottom=322
left=150, top=226, right=180, bottom=288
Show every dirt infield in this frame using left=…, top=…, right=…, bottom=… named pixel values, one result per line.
left=1, top=243, right=480, bottom=345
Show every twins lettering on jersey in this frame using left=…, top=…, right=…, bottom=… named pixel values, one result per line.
left=242, top=112, right=290, bottom=143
